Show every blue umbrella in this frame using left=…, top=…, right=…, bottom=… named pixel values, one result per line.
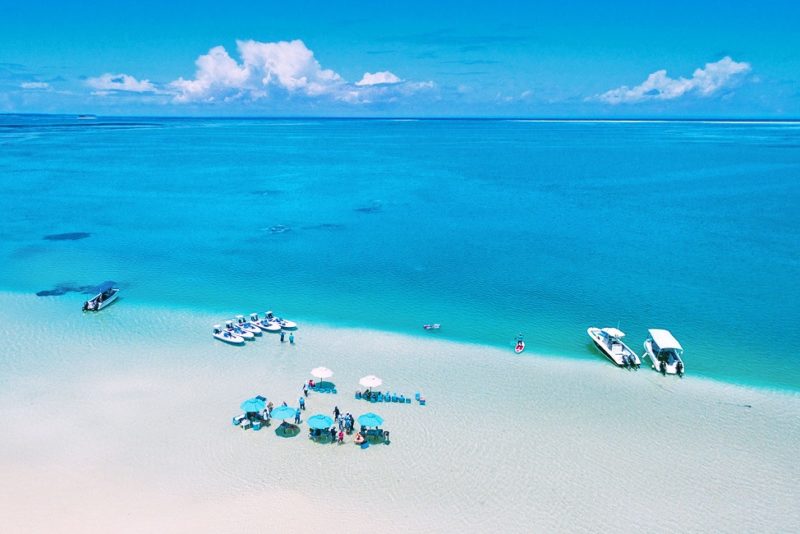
left=358, top=412, right=384, bottom=427
left=240, top=397, right=266, bottom=413
left=307, top=414, right=334, bottom=430
left=271, top=405, right=297, bottom=420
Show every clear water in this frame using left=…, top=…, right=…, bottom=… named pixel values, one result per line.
left=1, top=115, right=798, bottom=390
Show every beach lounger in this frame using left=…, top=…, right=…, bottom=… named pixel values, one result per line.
left=232, top=414, right=246, bottom=426
left=241, top=419, right=252, bottom=430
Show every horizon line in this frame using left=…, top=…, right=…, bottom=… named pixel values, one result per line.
left=2, top=113, right=800, bottom=123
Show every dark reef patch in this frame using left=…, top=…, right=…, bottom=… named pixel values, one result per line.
left=43, top=232, right=91, bottom=241
left=36, top=280, right=117, bottom=297
left=266, top=224, right=292, bottom=234
left=354, top=200, right=382, bottom=214
left=302, top=223, right=346, bottom=231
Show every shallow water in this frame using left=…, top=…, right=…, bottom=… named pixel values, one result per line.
left=0, top=293, right=798, bottom=533
left=1, top=116, right=799, bottom=390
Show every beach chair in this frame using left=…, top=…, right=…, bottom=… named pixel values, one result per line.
left=355, top=391, right=361, bottom=399
left=391, top=393, right=398, bottom=402
left=232, top=414, right=246, bottom=426
left=255, top=395, right=266, bottom=401
left=419, top=398, right=426, bottom=406
left=415, top=392, right=420, bottom=401
left=241, top=419, right=252, bottom=430
left=405, top=397, right=411, bottom=404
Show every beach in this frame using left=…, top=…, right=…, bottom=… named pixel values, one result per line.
left=1, top=292, right=798, bottom=533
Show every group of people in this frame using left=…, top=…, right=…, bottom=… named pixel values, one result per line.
left=279, top=330, right=295, bottom=344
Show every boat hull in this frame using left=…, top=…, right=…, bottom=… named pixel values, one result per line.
left=587, top=327, right=640, bottom=367
left=643, top=340, right=683, bottom=375
left=214, top=333, right=244, bottom=345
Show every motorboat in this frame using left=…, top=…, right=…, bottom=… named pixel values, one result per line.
left=587, top=327, right=641, bottom=368
left=225, top=320, right=255, bottom=340
left=255, top=312, right=282, bottom=333
left=236, top=315, right=262, bottom=335
left=82, top=282, right=119, bottom=311
left=213, top=324, right=244, bottom=345
left=423, top=324, right=441, bottom=330
left=643, top=329, right=685, bottom=376
left=514, top=334, right=525, bottom=354
left=265, top=310, right=297, bottom=330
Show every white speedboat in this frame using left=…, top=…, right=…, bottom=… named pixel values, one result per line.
left=213, top=324, right=244, bottom=345
left=265, top=310, right=297, bottom=330
left=587, top=327, right=641, bottom=368
left=225, top=320, right=255, bottom=340
left=255, top=312, right=282, bottom=333
left=82, top=282, right=119, bottom=311
left=236, top=315, right=262, bottom=335
left=643, top=329, right=685, bottom=376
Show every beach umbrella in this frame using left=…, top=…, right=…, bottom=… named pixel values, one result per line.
left=359, top=375, right=382, bottom=388
left=307, top=414, right=334, bottom=430
left=271, top=405, right=297, bottom=421
left=311, top=367, right=333, bottom=380
left=357, top=412, right=384, bottom=427
left=240, top=397, right=266, bottom=413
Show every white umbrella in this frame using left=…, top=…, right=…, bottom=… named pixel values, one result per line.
left=359, top=375, right=383, bottom=388
left=311, top=367, right=333, bottom=380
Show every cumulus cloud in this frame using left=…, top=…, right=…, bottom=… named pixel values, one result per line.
left=20, top=81, right=50, bottom=90
left=594, top=57, right=751, bottom=104
left=355, top=71, right=402, bottom=86
left=87, top=73, right=157, bottom=94
left=168, top=39, right=432, bottom=104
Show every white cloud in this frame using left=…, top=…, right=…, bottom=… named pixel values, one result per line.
left=20, top=81, right=50, bottom=90
left=355, top=71, right=402, bottom=86
left=87, top=73, right=157, bottom=93
left=594, top=57, right=751, bottom=104
left=168, top=39, right=432, bottom=105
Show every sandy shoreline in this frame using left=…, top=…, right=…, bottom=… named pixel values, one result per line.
left=1, top=292, right=798, bottom=533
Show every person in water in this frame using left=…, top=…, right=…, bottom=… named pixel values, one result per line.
left=280, top=331, right=285, bottom=342
left=289, top=332, right=294, bottom=344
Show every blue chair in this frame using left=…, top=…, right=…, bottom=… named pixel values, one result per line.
left=415, top=392, right=420, bottom=401
left=419, top=398, right=426, bottom=406
left=399, top=395, right=405, bottom=403
left=355, top=391, right=361, bottom=399
left=391, top=393, right=397, bottom=402
left=377, top=393, right=384, bottom=402
left=405, top=397, right=411, bottom=404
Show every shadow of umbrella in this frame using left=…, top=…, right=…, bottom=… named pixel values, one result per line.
left=272, top=405, right=300, bottom=438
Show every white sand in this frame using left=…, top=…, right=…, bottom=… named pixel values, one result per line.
left=0, top=293, right=798, bottom=533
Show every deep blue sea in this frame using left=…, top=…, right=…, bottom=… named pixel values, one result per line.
left=1, top=115, right=798, bottom=390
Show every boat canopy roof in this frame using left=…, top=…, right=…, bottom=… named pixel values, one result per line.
left=649, top=329, right=683, bottom=351
left=601, top=327, right=625, bottom=338
left=96, top=281, right=115, bottom=293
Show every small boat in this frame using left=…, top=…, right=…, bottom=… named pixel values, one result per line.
left=514, top=334, right=525, bottom=354
left=213, top=324, right=244, bottom=345
left=423, top=324, right=441, bottom=330
left=265, top=310, right=297, bottom=330
left=236, top=315, right=262, bottom=335
left=225, top=320, right=255, bottom=340
left=587, top=327, right=641, bottom=368
left=82, top=282, right=119, bottom=312
left=254, top=312, right=282, bottom=333
left=643, top=329, right=685, bottom=376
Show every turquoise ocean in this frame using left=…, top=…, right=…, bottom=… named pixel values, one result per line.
left=1, top=115, right=798, bottom=390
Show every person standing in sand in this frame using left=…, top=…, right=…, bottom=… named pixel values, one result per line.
left=333, top=406, right=340, bottom=420
left=280, top=331, right=285, bottom=343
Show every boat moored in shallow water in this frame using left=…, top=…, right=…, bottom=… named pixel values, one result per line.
left=254, top=312, right=282, bottom=332
left=643, top=329, right=684, bottom=376
left=236, top=315, right=262, bottom=335
left=225, top=320, right=255, bottom=340
left=265, top=310, right=297, bottom=330
left=213, top=324, right=244, bottom=344
left=82, top=282, right=119, bottom=311
left=587, top=327, right=641, bottom=368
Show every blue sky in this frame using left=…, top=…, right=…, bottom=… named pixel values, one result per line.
left=1, top=0, right=798, bottom=117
